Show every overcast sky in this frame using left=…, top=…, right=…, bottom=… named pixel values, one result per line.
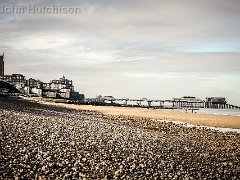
left=1, top=0, right=240, bottom=105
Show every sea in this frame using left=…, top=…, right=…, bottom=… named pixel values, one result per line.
left=157, top=119, right=240, bottom=134
left=175, top=108, right=240, bottom=116
left=197, top=108, right=240, bottom=116
left=162, top=108, right=240, bottom=133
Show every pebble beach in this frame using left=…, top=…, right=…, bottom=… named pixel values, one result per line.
left=1, top=98, right=240, bottom=179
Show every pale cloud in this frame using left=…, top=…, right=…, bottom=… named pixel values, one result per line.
left=123, top=72, right=181, bottom=79
left=2, top=34, right=74, bottom=50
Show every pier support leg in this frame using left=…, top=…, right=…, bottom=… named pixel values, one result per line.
left=148, top=101, right=152, bottom=108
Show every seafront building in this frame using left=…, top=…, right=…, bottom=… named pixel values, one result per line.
left=0, top=54, right=26, bottom=93
left=42, top=75, right=74, bottom=99
left=2, top=74, right=26, bottom=93
left=0, top=53, right=84, bottom=100
left=24, top=78, right=43, bottom=97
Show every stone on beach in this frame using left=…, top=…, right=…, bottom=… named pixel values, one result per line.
left=0, top=98, right=239, bottom=179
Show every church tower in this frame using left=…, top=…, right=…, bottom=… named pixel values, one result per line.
left=0, top=53, right=4, bottom=76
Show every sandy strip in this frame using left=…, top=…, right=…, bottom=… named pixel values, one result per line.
left=29, top=98, right=240, bottom=129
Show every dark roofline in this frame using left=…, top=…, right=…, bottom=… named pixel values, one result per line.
left=0, top=80, right=21, bottom=93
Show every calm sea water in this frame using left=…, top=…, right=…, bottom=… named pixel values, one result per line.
left=157, top=120, right=240, bottom=133
left=192, top=108, right=240, bottom=116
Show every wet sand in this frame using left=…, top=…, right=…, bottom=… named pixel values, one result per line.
left=32, top=98, right=240, bottom=129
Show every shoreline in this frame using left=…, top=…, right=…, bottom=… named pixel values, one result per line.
left=28, top=97, right=240, bottom=129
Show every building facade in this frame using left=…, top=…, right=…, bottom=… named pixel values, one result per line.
left=50, top=75, right=74, bottom=91
left=0, top=53, right=4, bottom=77
left=24, top=78, right=43, bottom=96
left=2, top=74, right=26, bottom=93
left=42, top=75, right=75, bottom=99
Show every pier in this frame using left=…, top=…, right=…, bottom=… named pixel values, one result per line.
left=97, top=96, right=240, bottom=110
left=48, top=96, right=240, bottom=110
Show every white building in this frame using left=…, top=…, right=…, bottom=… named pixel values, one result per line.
left=42, top=75, right=75, bottom=99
